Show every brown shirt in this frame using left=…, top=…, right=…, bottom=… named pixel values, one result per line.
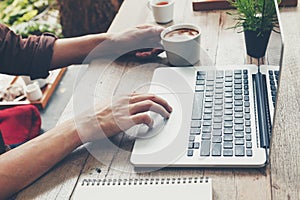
left=0, top=24, right=57, bottom=79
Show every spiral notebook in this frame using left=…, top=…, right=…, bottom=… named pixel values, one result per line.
left=73, top=177, right=212, bottom=200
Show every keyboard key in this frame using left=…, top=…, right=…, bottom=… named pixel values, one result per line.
left=234, top=70, right=242, bottom=74
left=224, top=103, right=233, bottom=109
left=225, top=77, right=233, bottom=82
left=213, top=117, right=222, bottom=123
left=234, top=112, right=243, bottom=118
left=234, top=118, right=244, bottom=124
left=215, top=89, right=223, bottom=94
left=223, top=149, right=233, bottom=156
left=203, top=120, right=212, bottom=126
left=234, top=89, right=242, bottom=95
left=215, top=83, right=223, bottom=89
left=216, top=70, right=224, bottom=78
left=203, top=114, right=212, bottom=120
left=223, top=142, right=233, bottom=149
left=212, top=143, right=222, bottom=156
left=234, top=74, right=242, bottom=79
left=224, top=116, right=233, bottom=121
left=225, top=87, right=233, bottom=92
left=224, top=109, right=233, bottom=115
left=206, top=92, right=214, bottom=97
left=214, top=94, right=223, bottom=99
left=187, top=150, right=194, bottom=157
left=191, top=120, right=201, bottom=128
left=245, top=120, right=251, bottom=126
left=225, top=93, right=233, bottom=98
left=196, top=80, right=205, bottom=85
left=234, top=100, right=243, bottom=106
left=234, top=125, right=244, bottom=131
left=188, top=142, right=194, bottom=149
left=235, top=139, right=244, bottom=145
left=205, top=97, right=213, bottom=102
left=224, top=134, right=233, bottom=141
left=245, top=114, right=251, bottom=120
left=224, top=82, right=233, bottom=87
left=214, top=111, right=223, bottom=117
left=195, top=85, right=205, bottom=92
left=245, top=127, right=251, bottom=134
left=206, top=80, right=214, bottom=86
left=200, top=141, right=211, bottom=156
left=224, top=98, right=233, bottom=103
left=224, top=121, right=233, bottom=128
left=202, top=133, right=211, bottom=140
left=234, top=79, right=242, bottom=84
left=234, top=95, right=243, bottom=100
left=235, top=146, right=245, bottom=156
left=246, top=149, right=253, bottom=157
left=246, top=142, right=252, bottom=148
left=234, top=84, right=242, bottom=89
left=204, top=102, right=213, bottom=108
left=206, top=71, right=215, bottom=81
left=225, top=70, right=233, bottom=77
left=212, top=136, right=222, bottom=143
left=206, top=86, right=214, bottom=91
left=215, top=99, right=223, bottom=105
left=212, top=129, right=222, bottom=136
left=202, top=126, right=212, bottom=133
left=214, top=105, right=223, bottom=111
left=204, top=108, right=212, bottom=114
left=213, top=123, right=222, bottom=129
left=245, top=134, right=252, bottom=141
left=194, top=142, right=200, bottom=149
left=234, top=131, right=244, bottom=138
left=190, top=128, right=201, bottom=135
left=244, top=101, right=250, bottom=107
left=189, top=136, right=195, bottom=141
left=234, top=106, right=243, bottom=112
left=192, top=92, right=204, bottom=120
left=224, top=128, right=233, bottom=134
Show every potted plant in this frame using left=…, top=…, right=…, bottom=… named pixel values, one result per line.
left=227, top=0, right=280, bottom=58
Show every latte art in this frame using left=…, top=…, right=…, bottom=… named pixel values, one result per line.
left=164, top=28, right=199, bottom=41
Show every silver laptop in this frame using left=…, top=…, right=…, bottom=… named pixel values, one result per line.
left=130, top=0, right=284, bottom=168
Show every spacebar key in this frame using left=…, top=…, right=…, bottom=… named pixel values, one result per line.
left=192, top=92, right=204, bottom=120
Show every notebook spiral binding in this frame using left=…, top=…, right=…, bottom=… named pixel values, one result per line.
left=81, top=177, right=210, bottom=186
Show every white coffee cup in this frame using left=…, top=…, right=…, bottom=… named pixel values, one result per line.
left=25, top=83, right=43, bottom=101
left=161, top=23, right=201, bottom=66
left=148, top=0, right=174, bottom=24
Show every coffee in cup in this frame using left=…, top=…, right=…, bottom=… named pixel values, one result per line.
left=161, top=24, right=201, bottom=66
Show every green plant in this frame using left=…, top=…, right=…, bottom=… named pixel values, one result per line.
left=0, top=0, right=62, bottom=38
left=227, top=0, right=280, bottom=36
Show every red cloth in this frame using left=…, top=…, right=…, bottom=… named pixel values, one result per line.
left=0, top=105, right=41, bottom=145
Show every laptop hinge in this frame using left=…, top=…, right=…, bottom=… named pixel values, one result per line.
left=253, top=71, right=271, bottom=159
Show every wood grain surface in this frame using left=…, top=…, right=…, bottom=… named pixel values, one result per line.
left=15, top=0, right=300, bottom=199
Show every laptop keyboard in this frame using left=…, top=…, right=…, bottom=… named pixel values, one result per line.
left=268, top=70, right=279, bottom=107
left=187, top=70, right=253, bottom=157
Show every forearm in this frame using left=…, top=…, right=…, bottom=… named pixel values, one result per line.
left=0, top=119, right=82, bottom=199
left=50, top=33, right=113, bottom=70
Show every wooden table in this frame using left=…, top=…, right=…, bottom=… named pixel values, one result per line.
left=16, top=0, right=300, bottom=199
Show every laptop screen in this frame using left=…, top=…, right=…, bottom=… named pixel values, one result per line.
left=266, top=0, right=284, bottom=68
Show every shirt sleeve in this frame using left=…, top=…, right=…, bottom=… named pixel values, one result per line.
left=0, top=24, right=57, bottom=79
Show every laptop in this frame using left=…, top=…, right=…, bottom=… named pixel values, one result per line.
left=130, top=0, right=284, bottom=168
